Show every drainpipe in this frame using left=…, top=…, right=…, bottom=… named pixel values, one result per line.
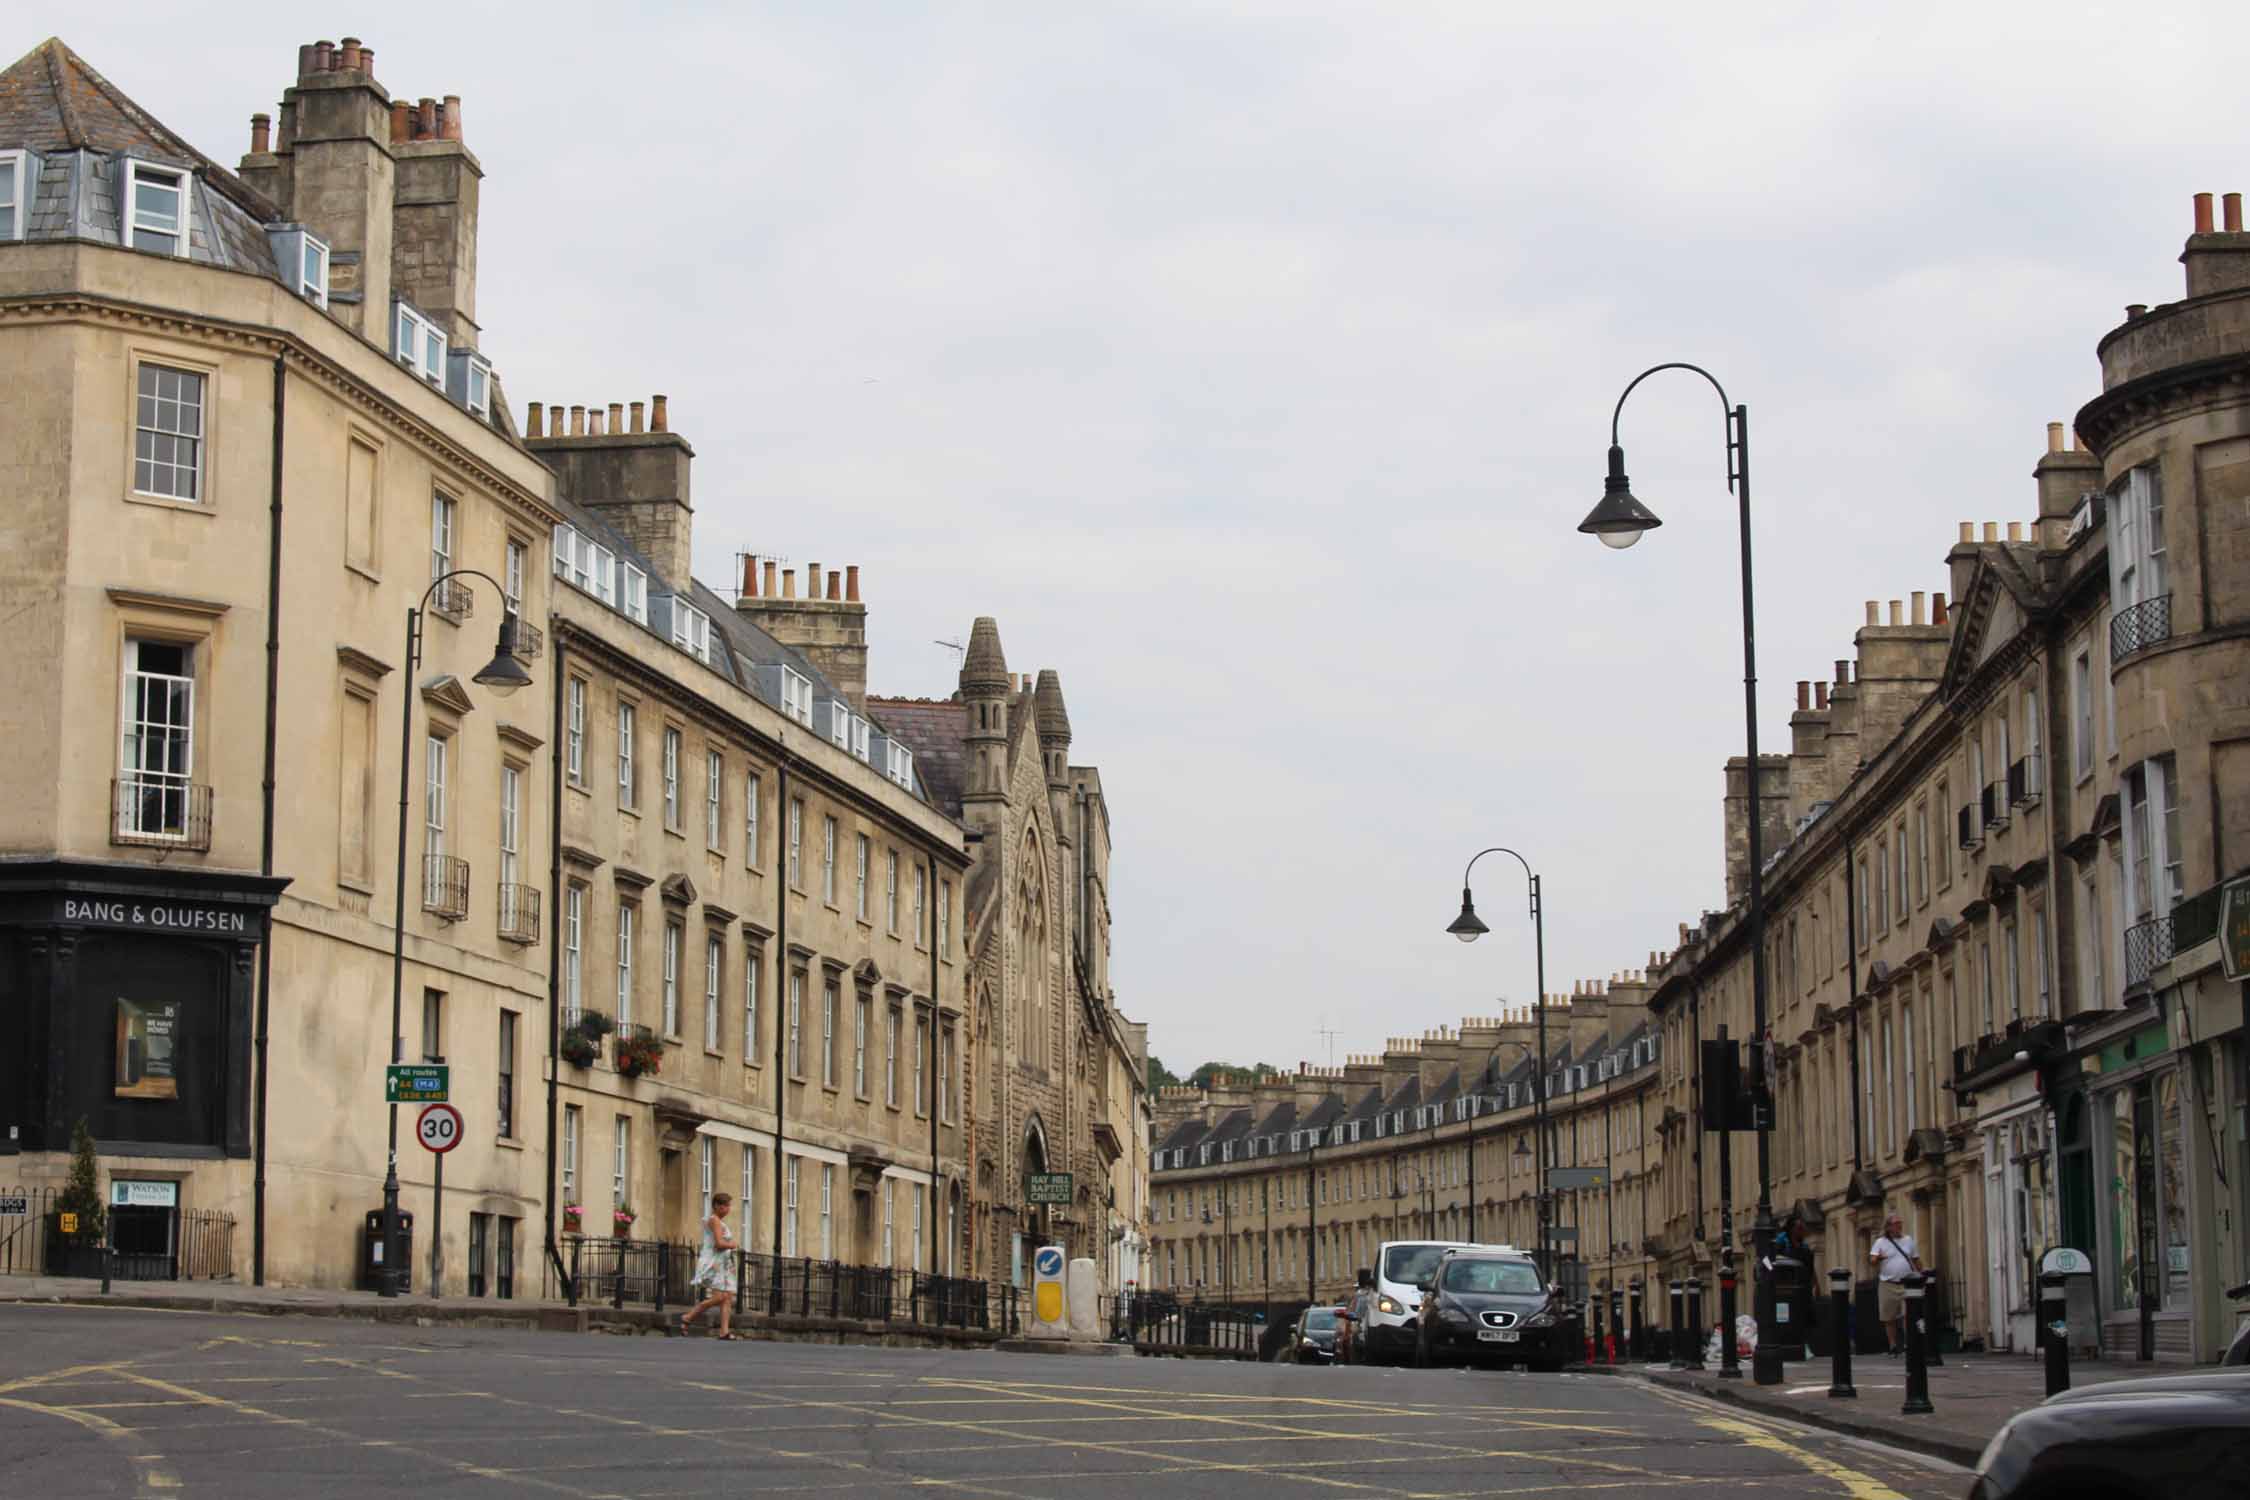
left=927, top=841, right=940, bottom=1275
left=1847, top=837, right=1864, bottom=1173
left=252, top=352, right=285, bottom=1286
left=771, top=760, right=790, bottom=1274
left=542, top=637, right=566, bottom=1297
left=1690, top=978, right=1707, bottom=1261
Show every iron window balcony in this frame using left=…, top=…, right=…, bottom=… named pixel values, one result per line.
left=112, top=776, right=212, bottom=851
left=2109, top=593, right=2172, bottom=664
left=2123, top=913, right=2176, bottom=993
left=497, top=882, right=541, bottom=945
left=428, top=575, right=475, bottom=624
left=509, top=616, right=542, bottom=661
left=2008, top=754, right=2043, bottom=809
left=423, top=853, right=470, bottom=921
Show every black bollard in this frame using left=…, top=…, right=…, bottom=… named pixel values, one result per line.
left=1827, top=1267, right=1855, bottom=1399
left=1900, top=1273, right=1934, bottom=1415
left=1669, top=1279, right=1686, bottom=1369
left=1687, top=1277, right=1706, bottom=1369
left=1718, top=1248, right=1742, bottom=1380
left=2040, top=1270, right=2070, bottom=1397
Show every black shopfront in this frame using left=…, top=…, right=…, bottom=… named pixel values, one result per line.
left=1, top=861, right=286, bottom=1161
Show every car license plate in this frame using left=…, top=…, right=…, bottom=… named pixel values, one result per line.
left=1477, top=1329, right=1519, bottom=1343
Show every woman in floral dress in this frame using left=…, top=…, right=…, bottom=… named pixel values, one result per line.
left=681, top=1192, right=739, bottom=1339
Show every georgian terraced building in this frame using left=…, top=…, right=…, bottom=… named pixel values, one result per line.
left=0, top=34, right=1144, bottom=1297
left=1154, top=195, right=2250, bottom=1362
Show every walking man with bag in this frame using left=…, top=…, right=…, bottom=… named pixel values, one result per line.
left=1870, top=1213, right=1922, bottom=1356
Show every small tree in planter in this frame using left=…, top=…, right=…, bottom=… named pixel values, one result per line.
left=48, top=1118, right=107, bottom=1276
left=562, top=1203, right=585, bottom=1236
left=612, top=1204, right=637, bottom=1238
left=615, top=1030, right=663, bottom=1079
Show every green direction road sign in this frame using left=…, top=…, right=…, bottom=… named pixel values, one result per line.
left=385, top=1064, right=450, bottom=1104
left=1546, top=1226, right=1580, bottom=1242
left=2220, top=875, right=2250, bottom=983
left=1549, top=1166, right=1609, bottom=1190
left=1024, top=1172, right=1073, bottom=1206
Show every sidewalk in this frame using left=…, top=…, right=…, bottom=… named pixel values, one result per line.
left=1629, top=1350, right=2170, bottom=1467
left=0, top=1272, right=1003, bottom=1349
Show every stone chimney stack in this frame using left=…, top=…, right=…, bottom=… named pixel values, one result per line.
left=2032, top=420, right=2103, bottom=542
left=1853, top=597, right=1949, bottom=761
left=525, top=394, right=696, bottom=584
left=241, top=38, right=395, bottom=343
left=390, top=89, right=482, bottom=345
left=735, top=557, right=871, bottom=711
left=1722, top=754, right=1792, bottom=907
left=2181, top=190, right=2250, bottom=299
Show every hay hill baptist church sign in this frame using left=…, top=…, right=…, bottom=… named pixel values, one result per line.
left=59, top=897, right=255, bottom=935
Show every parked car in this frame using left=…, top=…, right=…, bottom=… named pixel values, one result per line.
left=1290, top=1305, right=1342, bottom=1363
left=1361, top=1240, right=1472, bottom=1364
left=1411, top=1246, right=1569, bottom=1372
left=1969, top=1369, right=2250, bottom=1500
left=2227, top=1280, right=2249, bottom=1365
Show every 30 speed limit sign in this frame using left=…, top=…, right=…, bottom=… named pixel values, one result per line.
left=416, top=1102, right=464, bottom=1154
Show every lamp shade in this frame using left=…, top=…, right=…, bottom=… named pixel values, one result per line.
left=473, top=611, right=535, bottom=697
left=1446, top=888, right=1489, bottom=943
left=1578, top=444, right=1662, bottom=548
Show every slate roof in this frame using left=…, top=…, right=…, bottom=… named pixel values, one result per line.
left=864, top=698, right=970, bottom=815
left=1, top=39, right=283, bottom=278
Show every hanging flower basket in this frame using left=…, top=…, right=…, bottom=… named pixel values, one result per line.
left=615, top=1031, right=663, bottom=1079
left=559, top=1031, right=598, bottom=1068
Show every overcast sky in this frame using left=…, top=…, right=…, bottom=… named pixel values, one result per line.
left=63, top=2, right=2250, bottom=1072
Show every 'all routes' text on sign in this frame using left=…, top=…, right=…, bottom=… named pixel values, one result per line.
left=385, top=1064, right=449, bottom=1103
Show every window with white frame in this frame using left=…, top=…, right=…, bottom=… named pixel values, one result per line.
left=1914, top=803, right=1930, bottom=906
left=783, top=1156, right=800, bottom=1257
left=617, top=702, right=637, bottom=808
left=787, top=797, right=803, bottom=886
left=885, top=851, right=899, bottom=933
left=464, top=356, right=491, bottom=419
left=940, top=1025, right=956, bottom=1122
left=885, top=1005, right=901, bottom=1108
left=2004, top=918, right=2022, bottom=1022
left=829, top=700, right=851, bottom=749
left=914, top=1014, right=928, bottom=1115
left=123, top=160, right=188, bottom=257
left=1874, top=843, right=1889, bottom=931
left=612, top=1116, right=630, bottom=1210
left=498, top=762, right=522, bottom=910
left=882, top=1179, right=894, bottom=1265
left=854, top=834, right=870, bottom=920
left=615, top=902, right=635, bottom=1026
left=740, top=1144, right=756, bottom=1245
left=565, top=677, right=586, bottom=785
left=787, top=968, right=805, bottom=1075
left=853, top=992, right=869, bottom=1096
left=662, top=918, right=682, bottom=1035
left=1893, top=824, right=1908, bottom=924
left=561, top=1104, right=579, bottom=1200
left=133, top=363, right=205, bottom=501
left=698, top=1134, right=714, bottom=1217
left=743, top=950, right=761, bottom=1064
left=744, top=771, right=762, bottom=864
left=563, top=884, right=584, bottom=1024
left=422, top=733, right=448, bottom=888
left=883, top=739, right=915, bottom=790
left=621, top=565, right=648, bottom=625
left=913, top=865, right=926, bottom=942
left=118, top=637, right=196, bottom=839
left=779, top=667, right=814, bottom=726
left=298, top=233, right=329, bottom=306
left=851, top=716, right=872, bottom=762
left=2072, top=649, right=2093, bottom=781
left=821, top=976, right=839, bottom=1086
left=2109, top=463, right=2168, bottom=617
left=430, top=492, right=455, bottom=587
left=671, top=600, right=711, bottom=662
left=2123, top=755, right=2183, bottom=921
left=0, top=150, right=25, bottom=240
left=394, top=300, right=446, bottom=384
left=662, top=727, right=681, bottom=828
left=503, top=537, right=526, bottom=614
left=818, top=1163, right=836, bottom=1259
left=2032, top=905, right=2051, bottom=1016
left=939, top=882, right=951, bottom=955
left=822, top=816, right=838, bottom=904
left=2022, top=687, right=2043, bottom=797
left=704, top=933, right=722, bottom=1051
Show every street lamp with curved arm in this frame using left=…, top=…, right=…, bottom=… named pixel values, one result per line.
left=1443, top=846, right=1551, bottom=1274
left=376, top=568, right=536, bottom=1296
left=1578, top=360, right=1781, bottom=1385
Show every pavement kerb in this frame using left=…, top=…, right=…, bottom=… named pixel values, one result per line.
left=1591, top=1363, right=1983, bottom=1468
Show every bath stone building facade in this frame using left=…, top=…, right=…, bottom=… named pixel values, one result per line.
left=871, top=621, right=1154, bottom=1297
left=1147, top=986, right=1663, bottom=1317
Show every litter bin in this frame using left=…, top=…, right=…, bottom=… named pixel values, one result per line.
left=1765, top=1251, right=1809, bottom=1361
left=358, top=1208, right=414, bottom=1293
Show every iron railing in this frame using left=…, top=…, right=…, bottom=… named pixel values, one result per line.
left=1120, top=1293, right=1261, bottom=1358
left=423, top=853, right=470, bottom=920
left=112, top=777, right=213, bottom=850
left=2124, top=913, right=2176, bottom=992
left=510, top=615, right=543, bottom=660
left=560, top=1238, right=1010, bottom=1332
left=0, top=1189, right=233, bottom=1282
left=497, top=882, right=541, bottom=944
left=2110, top=593, right=2172, bottom=663
left=429, top=575, right=475, bottom=623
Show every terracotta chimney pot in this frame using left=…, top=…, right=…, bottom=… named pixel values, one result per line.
left=2046, top=421, right=2064, bottom=453
left=807, top=563, right=822, bottom=599
left=783, top=569, right=797, bottom=600
left=250, top=114, right=271, bottom=153
left=1933, top=592, right=1949, bottom=625
left=1912, top=590, right=1926, bottom=625
left=359, top=46, right=374, bottom=77
left=845, top=565, right=860, bottom=603
left=2226, top=193, right=2244, bottom=233
left=339, top=38, right=362, bottom=71
left=827, top=571, right=841, bottom=601
left=1865, top=600, right=1880, bottom=625
left=607, top=402, right=623, bottom=434
left=1889, top=600, right=1903, bottom=626
left=2007, top=522, right=2024, bottom=543
left=417, top=98, right=437, bottom=139
left=1958, top=521, right=1974, bottom=544
left=763, top=560, right=777, bottom=596
left=651, top=395, right=669, bottom=432
left=525, top=402, right=544, bottom=438
left=1814, top=681, right=1829, bottom=710
left=1796, top=681, right=1810, bottom=711
left=742, top=555, right=759, bottom=597
left=312, top=40, right=335, bottom=73
left=441, top=96, right=463, bottom=142
left=389, top=100, right=411, bottom=143
left=629, top=401, right=644, bottom=434
left=2194, top=192, right=2215, bottom=234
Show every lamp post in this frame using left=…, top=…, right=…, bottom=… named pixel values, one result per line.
left=1578, top=363, right=1780, bottom=1384
left=378, top=571, right=534, bottom=1296
left=1446, top=847, right=1551, bottom=1277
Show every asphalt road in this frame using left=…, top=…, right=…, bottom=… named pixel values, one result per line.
left=0, top=1304, right=1968, bottom=1498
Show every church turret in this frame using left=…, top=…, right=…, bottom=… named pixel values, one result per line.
left=959, top=618, right=1010, bottom=838
left=1034, top=668, right=1073, bottom=835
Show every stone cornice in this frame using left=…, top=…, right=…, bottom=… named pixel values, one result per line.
left=106, top=585, right=229, bottom=618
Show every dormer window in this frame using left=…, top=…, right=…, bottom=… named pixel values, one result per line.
left=394, top=301, right=446, bottom=385
left=829, top=701, right=851, bottom=749
left=850, top=716, right=872, bottom=763
left=883, top=739, right=914, bottom=790
left=670, top=601, right=712, bottom=664
left=123, top=161, right=188, bottom=257
left=780, top=667, right=814, bottom=727
left=463, top=355, right=490, bottom=417
left=620, top=564, right=648, bottom=625
left=299, top=234, right=329, bottom=306
left=2, top=150, right=33, bottom=240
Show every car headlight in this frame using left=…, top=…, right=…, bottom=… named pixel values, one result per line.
left=1439, top=1302, right=1475, bottom=1326
left=1376, top=1295, right=1404, bottom=1315
left=1522, top=1309, right=1556, bottom=1328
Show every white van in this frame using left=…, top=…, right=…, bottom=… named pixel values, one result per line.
left=1362, top=1240, right=1471, bottom=1363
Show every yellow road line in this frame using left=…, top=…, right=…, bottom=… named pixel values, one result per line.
left=1694, top=1414, right=1910, bottom=1500
left=0, top=1394, right=181, bottom=1495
